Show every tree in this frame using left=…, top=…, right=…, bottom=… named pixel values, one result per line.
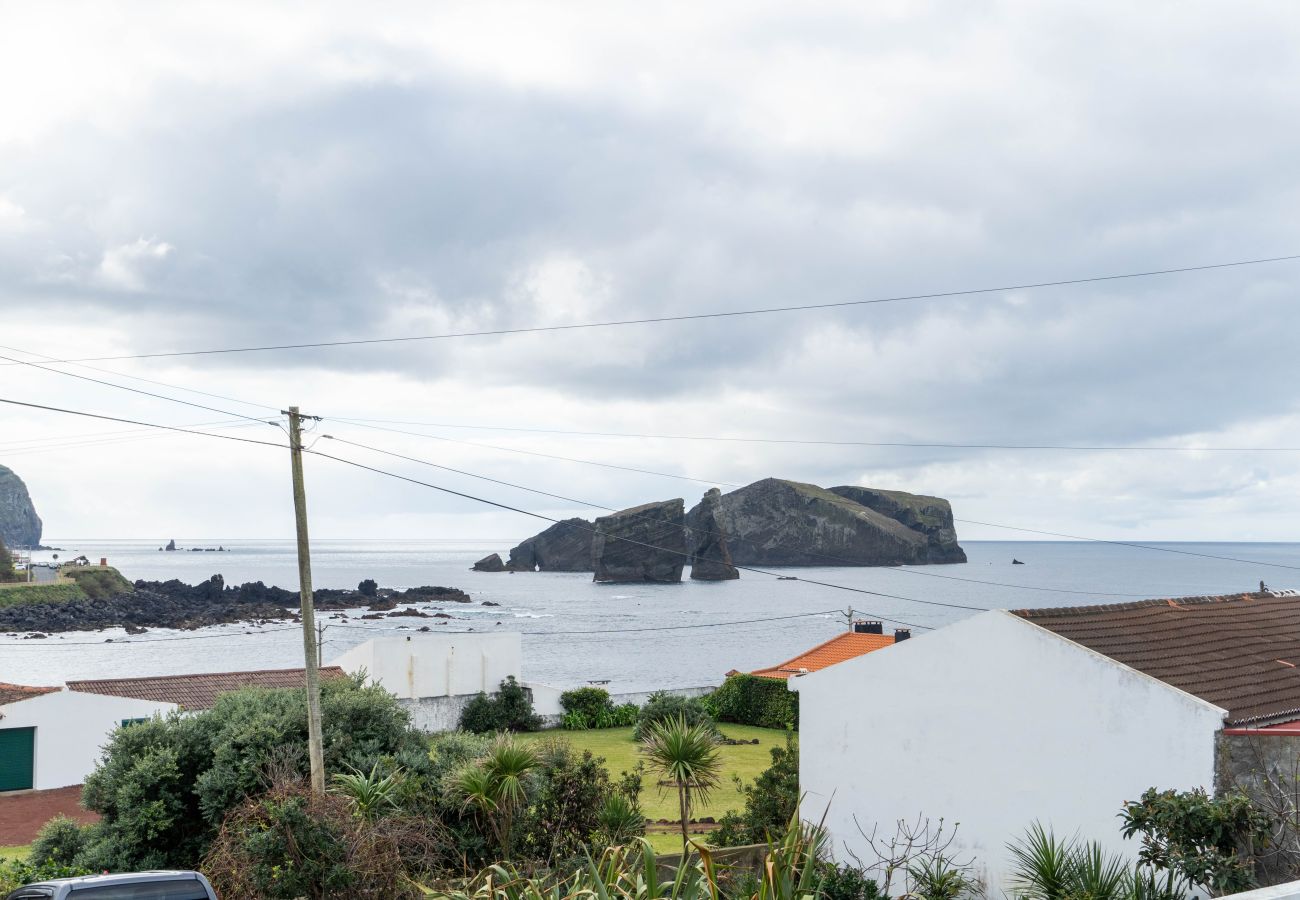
left=458, top=677, right=543, bottom=733
left=0, top=537, right=15, bottom=582
left=640, top=714, right=723, bottom=849
left=452, top=737, right=538, bottom=860
left=712, top=729, right=799, bottom=846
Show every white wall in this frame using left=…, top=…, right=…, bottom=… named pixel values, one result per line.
left=792, top=611, right=1227, bottom=893
left=332, top=633, right=522, bottom=700
left=0, top=690, right=176, bottom=790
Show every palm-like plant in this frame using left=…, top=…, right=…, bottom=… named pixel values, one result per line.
left=640, top=714, right=723, bottom=850
left=453, top=737, right=539, bottom=859
left=330, top=763, right=403, bottom=820
left=1008, top=823, right=1185, bottom=900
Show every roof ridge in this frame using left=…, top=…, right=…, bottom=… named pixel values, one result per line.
left=68, top=666, right=343, bottom=687
left=1014, top=592, right=1267, bottom=618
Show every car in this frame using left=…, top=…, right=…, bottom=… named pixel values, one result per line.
left=4, top=870, right=218, bottom=899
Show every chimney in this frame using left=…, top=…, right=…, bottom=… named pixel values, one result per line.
left=894, top=628, right=911, bottom=642
left=853, top=620, right=883, bottom=635
left=100, top=558, right=108, bottom=567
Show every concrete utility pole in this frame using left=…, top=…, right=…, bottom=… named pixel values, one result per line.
left=286, top=406, right=326, bottom=795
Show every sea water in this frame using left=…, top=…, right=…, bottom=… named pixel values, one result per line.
left=3, top=539, right=1297, bottom=692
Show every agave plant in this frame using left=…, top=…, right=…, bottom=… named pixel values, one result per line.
left=640, top=714, right=724, bottom=850
left=330, top=763, right=403, bottom=820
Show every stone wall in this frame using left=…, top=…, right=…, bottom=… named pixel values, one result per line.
left=1216, top=732, right=1300, bottom=887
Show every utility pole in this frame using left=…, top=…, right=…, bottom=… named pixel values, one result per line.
left=286, top=406, right=326, bottom=795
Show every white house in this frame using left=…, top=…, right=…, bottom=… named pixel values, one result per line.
left=1, top=667, right=345, bottom=792
left=332, top=633, right=563, bottom=731
left=793, top=591, right=1300, bottom=892
left=0, top=684, right=175, bottom=791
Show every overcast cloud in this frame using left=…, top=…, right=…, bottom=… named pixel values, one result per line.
left=2, top=0, right=1299, bottom=543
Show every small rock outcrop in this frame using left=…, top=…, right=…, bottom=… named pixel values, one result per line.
left=472, top=553, right=506, bottom=572
left=0, top=465, right=42, bottom=549
left=593, top=499, right=686, bottom=583
left=507, top=518, right=594, bottom=571
left=165, top=539, right=177, bottom=551
left=828, top=486, right=967, bottom=564
left=689, top=488, right=739, bottom=581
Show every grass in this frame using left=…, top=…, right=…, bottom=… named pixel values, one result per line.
left=517, top=724, right=784, bottom=825
left=0, top=581, right=87, bottom=606
left=62, top=565, right=133, bottom=600
left=0, top=845, right=29, bottom=862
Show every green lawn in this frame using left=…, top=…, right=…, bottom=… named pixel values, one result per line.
left=0, top=845, right=29, bottom=862
left=517, top=724, right=785, bottom=824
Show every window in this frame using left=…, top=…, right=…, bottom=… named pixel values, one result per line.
left=119, top=718, right=149, bottom=728
left=69, top=880, right=211, bottom=898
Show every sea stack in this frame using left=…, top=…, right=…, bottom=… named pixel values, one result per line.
left=593, top=499, right=685, bottom=583
left=472, top=553, right=507, bottom=572
left=690, top=488, right=739, bottom=581
left=507, top=518, right=593, bottom=571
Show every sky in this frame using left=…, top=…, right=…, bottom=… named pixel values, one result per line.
left=1, top=0, right=1299, bottom=544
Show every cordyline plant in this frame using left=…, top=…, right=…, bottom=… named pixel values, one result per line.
left=641, top=714, right=724, bottom=850
left=453, top=737, right=540, bottom=861
left=419, top=811, right=826, bottom=900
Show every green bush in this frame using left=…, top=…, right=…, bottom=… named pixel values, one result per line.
left=709, top=674, right=799, bottom=730
left=1120, top=787, right=1272, bottom=895
left=0, top=582, right=87, bottom=607
left=559, top=687, right=639, bottom=730
left=28, top=815, right=94, bottom=867
left=632, top=691, right=717, bottom=741
left=0, top=538, right=15, bottom=582
left=520, top=739, right=640, bottom=864
left=817, top=861, right=885, bottom=900
left=710, top=730, right=799, bottom=847
left=80, top=673, right=426, bottom=871
left=0, top=858, right=94, bottom=895
left=62, top=566, right=134, bottom=599
left=459, top=677, right=543, bottom=733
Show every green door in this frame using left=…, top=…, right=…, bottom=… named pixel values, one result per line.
left=0, top=727, right=35, bottom=791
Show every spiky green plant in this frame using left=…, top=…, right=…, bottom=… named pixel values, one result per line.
left=453, top=736, right=539, bottom=860
left=330, top=763, right=403, bottom=820
left=1008, top=823, right=1186, bottom=900
left=640, top=714, right=723, bottom=850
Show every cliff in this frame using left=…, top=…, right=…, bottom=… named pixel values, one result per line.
left=507, top=517, right=594, bottom=571
left=592, top=498, right=686, bottom=583
left=0, top=465, right=42, bottom=549
left=689, top=478, right=965, bottom=566
left=829, top=486, right=966, bottom=564
left=689, top=488, right=740, bottom=580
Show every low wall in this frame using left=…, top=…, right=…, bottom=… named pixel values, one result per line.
left=1226, top=882, right=1300, bottom=900
left=404, top=684, right=718, bottom=734
left=655, top=842, right=768, bottom=879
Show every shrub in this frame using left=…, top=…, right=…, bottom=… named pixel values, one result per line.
left=711, top=730, right=799, bottom=847
left=80, top=673, right=426, bottom=871
left=559, top=687, right=639, bottom=730
left=459, top=677, right=543, bottom=733
left=0, top=538, right=14, bottom=582
left=203, top=783, right=445, bottom=899
left=28, top=815, right=94, bottom=867
left=709, top=674, right=799, bottom=730
left=1120, top=787, right=1272, bottom=895
left=520, top=739, right=630, bottom=864
left=0, top=859, right=94, bottom=895
left=817, top=861, right=885, bottom=900
left=1009, top=822, right=1184, bottom=900
left=633, top=691, right=717, bottom=741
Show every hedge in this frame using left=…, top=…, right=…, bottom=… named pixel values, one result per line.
left=708, top=674, right=799, bottom=730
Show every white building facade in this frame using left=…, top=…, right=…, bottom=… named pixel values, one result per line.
left=792, top=610, right=1227, bottom=892
left=0, top=689, right=176, bottom=791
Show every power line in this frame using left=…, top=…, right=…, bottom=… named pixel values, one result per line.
left=324, top=430, right=1155, bottom=599
left=954, top=519, right=1300, bottom=572
left=6, top=253, right=1297, bottom=364
left=331, top=417, right=1300, bottom=454
left=0, top=350, right=280, bottom=429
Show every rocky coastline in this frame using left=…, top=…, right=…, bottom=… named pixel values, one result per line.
left=0, top=575, right=476, bottom=637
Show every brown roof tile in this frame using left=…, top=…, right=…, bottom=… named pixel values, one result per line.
left=0, top=682, right=60, bottom=706
left=750, top=631, right=895, bottom=680
left=1014, top=592, right=1300, bottom=725
left=66, top=667, right=347, bottom=711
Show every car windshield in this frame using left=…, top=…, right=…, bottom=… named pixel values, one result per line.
left=67, top=882, right=209, bottom=899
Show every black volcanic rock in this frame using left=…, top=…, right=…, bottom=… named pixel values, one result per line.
left=508, top=518, right=594, bottom=571
left=472, top=553, right=506, bottom=572
left=689, top=478, right=964, bottom=567
left=593, top=499, right=686, bottom=583
left=0, top=465, right=42, bottom=548
left=829, top=486, right=966, bottom=564
left=689, top=488, right=740, bottom=581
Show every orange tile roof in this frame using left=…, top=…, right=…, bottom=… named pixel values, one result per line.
left=67, top=667, right=347, bottom=711
left=0, top=682, right=61, bottom=706
left=750, top=631, right=895, bottom=680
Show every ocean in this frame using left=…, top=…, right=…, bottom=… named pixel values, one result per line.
left=3, top=539, right=1297, bottom=692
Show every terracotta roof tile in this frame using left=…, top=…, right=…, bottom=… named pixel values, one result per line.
left=1014, top=592, right=1300, bottom=725
left=0, top=682, right=60, bottom=706
left=750, top=631, right=895, bottom=680
left=66, top=667, right=347, bottom=711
